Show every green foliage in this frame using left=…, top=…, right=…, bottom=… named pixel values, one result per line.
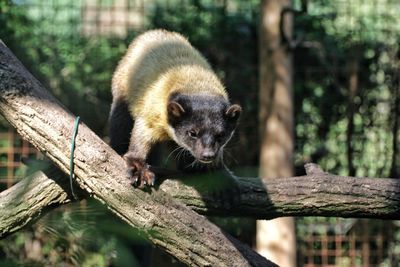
left=293, top=0, right=400, bottom=177
left=293, top=1, right=400, bottom=262
left=0, top=200, right=144, bottom=266
left=0, top=0, right=128, bottom=134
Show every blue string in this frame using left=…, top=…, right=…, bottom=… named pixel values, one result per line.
left=70, top=116, right=80, bottom=200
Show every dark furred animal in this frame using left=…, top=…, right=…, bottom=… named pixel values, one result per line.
left=109, top=29, right=241, bottom=187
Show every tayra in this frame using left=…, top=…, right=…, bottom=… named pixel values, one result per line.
left=109, top=29, right=241, bottom=187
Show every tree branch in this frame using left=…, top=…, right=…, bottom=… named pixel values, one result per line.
left=0, top=41, right=274, bottom=266
left=0, top=164, right=84, bottom=238
left=2, top=162, right=400, bottom=240
left=160, top=166, right=400, bottom=219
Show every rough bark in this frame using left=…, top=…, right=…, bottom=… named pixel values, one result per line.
left=164, top=169, right=400, bottom=219
left=3, top=162, right=400, bottom=240
left=0, top=41, right=274, bottom=267
left=258, top=0, right=296, bottom=266
left=0, top=167, right=73, bottom=238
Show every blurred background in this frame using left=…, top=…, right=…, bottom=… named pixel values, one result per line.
left=0, top=0, right=399, bottom=266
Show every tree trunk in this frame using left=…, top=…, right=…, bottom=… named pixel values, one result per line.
left=347, top=50, right=359, bottom=177
left=0, top=40, right=275, bottom=267
left=257, top=1, right=296, bottom=266
left=390, top=66, right=399, bottom=178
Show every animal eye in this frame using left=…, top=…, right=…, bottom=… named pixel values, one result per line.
left=187, top=130, right=198, bottom=139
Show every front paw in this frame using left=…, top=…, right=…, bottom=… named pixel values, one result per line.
left=123, top=154, right=155, bottom=188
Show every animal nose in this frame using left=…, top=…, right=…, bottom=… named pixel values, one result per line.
left=201, top=150, right=215, bottom=161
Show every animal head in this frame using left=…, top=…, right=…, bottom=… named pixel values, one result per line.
left=167, top=93, right=241, bottom=164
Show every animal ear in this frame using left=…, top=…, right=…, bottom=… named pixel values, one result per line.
left=168, top=101, right=185, bottom=118
left=225, top=104, right=242, bottom=121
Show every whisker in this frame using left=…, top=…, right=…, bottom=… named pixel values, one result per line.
left=176, top=147, right=186, bottom=161
left=216, top=150, right=224, bottom=166
left=187, top=158, right=199, bottom=169
left=221, top=148, right=238, bottom=165
left=164, top=146, right=182, bottom=166
left=175, top=148, right=186, bottom=166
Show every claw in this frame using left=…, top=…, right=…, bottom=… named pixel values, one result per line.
left=123, top=155, right=156, bottom=188
left=150, top=176, right=155, bottom=186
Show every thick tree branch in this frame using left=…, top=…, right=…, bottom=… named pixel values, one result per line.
left=161, top=168, right=400, bottom=219
left=0, top=41, right=274, bottom=266
left=0, top=166, right=79, bottom=238
left=2, top=162, right=400, bottom=239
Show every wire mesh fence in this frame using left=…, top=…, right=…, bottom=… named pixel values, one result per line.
left=297, top=218, right=398, bottom=267
left=1, top=0, right=399, bottom=266
left=0, top=129, right=42, bottom=190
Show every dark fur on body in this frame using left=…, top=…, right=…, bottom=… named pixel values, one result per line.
left=109, top=99, right=133, bottom=155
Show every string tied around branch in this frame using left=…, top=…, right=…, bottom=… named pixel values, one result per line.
left=69, top=116, right=80, bottom=200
